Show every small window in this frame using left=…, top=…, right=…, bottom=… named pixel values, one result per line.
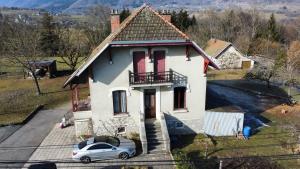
left=174, top=87, right=186, bottom=109
left=175, top=122, right=184, bottom=128
left=112, top=90, right=127, bottom=114
left=117, top=127, right=126, bottom=134
left=88, top=144, right=112, bottom=150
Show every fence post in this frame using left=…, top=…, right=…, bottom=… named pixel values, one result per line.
left=219, top=160, right=223, bottom=169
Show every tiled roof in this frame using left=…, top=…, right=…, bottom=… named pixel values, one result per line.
left=204, top=39, right=232, bottom=58
left=113, top=7, right=189, bottom=41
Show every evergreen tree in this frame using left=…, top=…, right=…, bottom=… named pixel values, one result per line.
left=191, top=15, right=197, bottom=26
left=268, top=13, right=280, bottom=42
left=171, top=10, right=195, bottom=31
left=119, top=9, right=130, bottom=23
left=39, top=12, right=59, bottom=57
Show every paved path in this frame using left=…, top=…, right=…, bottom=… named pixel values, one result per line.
left=0, top=125, right=21, bottom=143
left=0, top=103, right=70, bottom=169
left=207, top=83, right=285, bottom=128
left=23, top=124, right=175, bottom=169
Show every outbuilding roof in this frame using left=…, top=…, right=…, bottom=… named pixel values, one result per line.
left=204, top=39, right=232, bottom=58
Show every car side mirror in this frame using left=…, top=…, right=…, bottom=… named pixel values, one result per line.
left=112, top=147, right=117, bottom=150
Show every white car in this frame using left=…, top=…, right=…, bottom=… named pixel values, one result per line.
left=72, top=136, right=136, bottom=163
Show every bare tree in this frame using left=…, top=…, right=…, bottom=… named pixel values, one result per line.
left=57, top=28, right=89, bottom=72
left=286, top=40, right=300, bottom=96
left=4, top=23, right=42, bottom=95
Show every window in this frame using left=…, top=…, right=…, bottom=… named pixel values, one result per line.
left=174, top=87, right=186, bottom=109
left=112, top=90, right=127, bottom=114
left=175, top=122, right=184, bottom=128
left=117, top=127, right=126, bottom=134
left=88, top=144, right=112, bottom=150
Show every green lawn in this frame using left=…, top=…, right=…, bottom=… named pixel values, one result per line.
left=0, top=76, right=89, bottom=125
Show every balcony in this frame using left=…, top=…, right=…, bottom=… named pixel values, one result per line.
left=129, top=69, right=187, bottom=87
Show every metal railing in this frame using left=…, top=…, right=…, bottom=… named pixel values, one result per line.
left=129, top=69, right=187, bottom=86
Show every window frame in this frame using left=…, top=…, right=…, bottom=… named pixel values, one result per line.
left=87, top=143, right=113, bottom=150
left=112, top=90, right=128, bottom=115
left=173, top=86, right=187, bottom=110
left=117, top=126, right=126, bottom=134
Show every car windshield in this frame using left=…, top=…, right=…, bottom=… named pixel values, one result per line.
left=94, top=136, right=120, bottom=147
left=78, top=140, right=87, bottom=149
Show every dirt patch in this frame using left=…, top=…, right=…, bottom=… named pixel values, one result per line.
left=266, top=104, right=300, bottom=117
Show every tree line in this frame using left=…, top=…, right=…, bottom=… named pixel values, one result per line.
left=187, top=9, right=300, bottom=94
left=0, top=7, right=299, bottom=95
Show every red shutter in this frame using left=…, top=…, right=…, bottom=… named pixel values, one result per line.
left=154, top=51, right=166, bottom=80
left=133, top=51, right=146, bottom=81
left=133, top=51, right=145, bottom=73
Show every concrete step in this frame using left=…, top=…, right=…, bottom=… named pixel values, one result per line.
left=148, top=149, right=167, bottom=154
left=146, top=132, right=162, bottom=138
left=147, top=136, right=163, bottom=142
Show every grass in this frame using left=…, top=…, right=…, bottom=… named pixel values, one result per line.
left=0, top=56, right=85, bottom=74
left=207, top=69, right=248, bottom=81
left=172, top=69, right=300, bottom=168
left=207, top=69, right=300, bottom=101
left=0, top=76, right=89, bottom=125
left=173, top=111, right=300, bottom=168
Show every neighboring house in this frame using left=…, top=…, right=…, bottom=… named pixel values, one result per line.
left=63, top=5, right=219, bottom=153
left=205, top=39, right=254, bottom=69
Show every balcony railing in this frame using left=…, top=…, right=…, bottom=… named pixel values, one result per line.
left=129, top=69, right=187, bottom=86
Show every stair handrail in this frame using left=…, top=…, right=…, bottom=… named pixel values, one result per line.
left=139, top=110, right=148, bottom=154
left=159, top=112, right=171, bottom=152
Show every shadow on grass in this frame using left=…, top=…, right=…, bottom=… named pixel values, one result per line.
left=205, top=79, right=291, bottom=132
left=53, top=70, right=74, bottom=78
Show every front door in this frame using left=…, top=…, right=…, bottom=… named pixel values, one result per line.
left=153, top=51, right=166, bottom=80
left=144, top=89, right=156, bottom=119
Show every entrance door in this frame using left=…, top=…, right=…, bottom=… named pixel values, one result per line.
left=144, top=89, right=156, bottom=119
left=154, top=51, right=165, bottom=80
left=133, top=51, right=146, bottom=82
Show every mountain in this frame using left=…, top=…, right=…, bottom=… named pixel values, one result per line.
left=0, top=0, right=77, bottom=12
left=0, top=0, right=299, bottom=13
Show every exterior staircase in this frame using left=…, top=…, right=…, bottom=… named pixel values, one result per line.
left=145, top=120, right=166, bottom=154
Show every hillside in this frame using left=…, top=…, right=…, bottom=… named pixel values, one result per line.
left=0, top=0, right=299, bottom=13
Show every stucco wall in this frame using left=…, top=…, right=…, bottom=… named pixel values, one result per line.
left=89, top=45, right=207, bottom=136
left=217, top=46, right=251, bottom=69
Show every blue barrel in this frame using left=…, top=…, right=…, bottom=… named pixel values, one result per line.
left=243, top=126, right=251, bottom=139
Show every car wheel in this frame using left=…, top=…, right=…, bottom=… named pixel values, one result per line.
left=119, top=152, right=129, bottom=160
left=80, top=156, right=91, bottom=163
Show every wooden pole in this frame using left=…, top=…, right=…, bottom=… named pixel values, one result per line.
left=219, top=160, right=223, bottom=169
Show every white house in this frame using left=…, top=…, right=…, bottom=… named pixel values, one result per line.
left=63, top=5, right=219, bottom=154
left=205, top=39, right=254, bottom=69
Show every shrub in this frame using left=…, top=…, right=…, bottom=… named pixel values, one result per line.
left=172, top=149, right=196, bottom=169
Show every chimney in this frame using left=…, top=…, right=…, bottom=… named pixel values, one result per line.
left=161, top=9, right=171, bottom=22
left=110, top=9, right=120, bottom=33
